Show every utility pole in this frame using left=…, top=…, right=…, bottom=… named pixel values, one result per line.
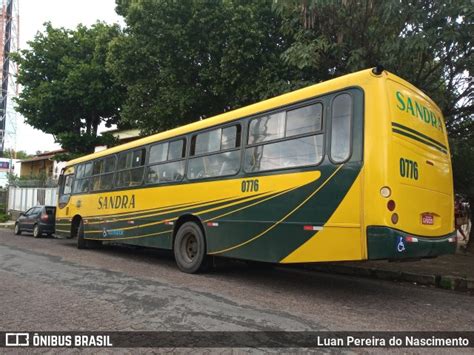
left=0, top=0, right=19, bottom=156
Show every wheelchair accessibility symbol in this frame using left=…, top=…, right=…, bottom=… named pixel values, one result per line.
left=397, top=236, right=405, bottom=253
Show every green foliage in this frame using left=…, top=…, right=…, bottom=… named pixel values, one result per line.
left=6, top=172, right=18, bottom=186
left=12, top=22, right=126, bottom=155
left=110, top=0, right=471, bottom=138
left=7, top=172, right=48, bottom=187
left=274, top=0, right=472, bottom=124
left=14, top=1, right=473, bottom=207
left=108, top=0, right=296, bottom=134
left=2, top=150, right=31, bottom=159
left=451, top=137, right=474, bottom=197
left=0, top=212, right=9, bottom=223
left=275, top=0, right=473, bottom=205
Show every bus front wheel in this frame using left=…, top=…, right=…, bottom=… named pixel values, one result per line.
left=76, top=219, right=101, bottom=249
left=174, top=221, right=208, bottom=273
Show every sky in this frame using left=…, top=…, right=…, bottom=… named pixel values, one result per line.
left=14, top=0, right=123, bottom=154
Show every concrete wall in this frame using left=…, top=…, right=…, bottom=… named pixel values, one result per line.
left=8, top=186, right=58, bottom=213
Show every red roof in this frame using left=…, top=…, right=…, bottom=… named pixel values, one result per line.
left=20, top=149, right=66, bottom=163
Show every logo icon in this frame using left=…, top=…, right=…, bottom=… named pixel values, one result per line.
left=397, top=236, right=406, bottom=253
left=5, top=333, right=29, bottom=347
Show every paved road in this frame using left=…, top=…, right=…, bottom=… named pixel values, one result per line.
left=0, top=229, right=473, bottom=336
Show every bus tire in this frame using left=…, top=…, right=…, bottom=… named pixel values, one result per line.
left=77, top=219, right=87, bottom=249
left=76, top=219, right=101, bottom=249
left=174, top=221, right=208, bottom=273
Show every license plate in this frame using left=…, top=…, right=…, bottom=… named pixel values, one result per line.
left=422, top=214, right=434, bottom=225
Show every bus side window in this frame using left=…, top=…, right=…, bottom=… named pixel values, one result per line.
left=188, top=125, right=241, bottom=180
left=286, top=103, right=322, bottom=137
left=91, top=156, right=117, bottom=192
left=168, top=140, right=185, bottom=160
left=116, top=148, right=146, bottom=187
left=146, top=139, right=186, bottom=185
left=330, top=93, right=352, bottom=163
left=245, top=103, right=323, bottom=173
left=73, top=178, right=90, bottom=194
left=248, top=112, right=285, bottom=144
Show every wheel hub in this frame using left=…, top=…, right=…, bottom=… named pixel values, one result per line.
left=182, top=232, right=198, bottom=262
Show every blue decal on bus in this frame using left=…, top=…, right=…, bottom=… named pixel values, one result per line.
left=397, top=236, right=406, bottom=253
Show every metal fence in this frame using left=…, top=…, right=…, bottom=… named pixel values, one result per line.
left=8, top=186, right=58, bottom=212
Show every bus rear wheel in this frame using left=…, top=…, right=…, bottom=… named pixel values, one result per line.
left=174, top=221, right=208, bottom=273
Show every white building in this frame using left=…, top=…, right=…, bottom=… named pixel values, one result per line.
left=0, top=157, right=20, bottom=188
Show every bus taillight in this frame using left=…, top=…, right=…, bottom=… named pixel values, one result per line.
left=391, top=213, right=399, bottom=224
left=387, top=200, right=396, bottom=211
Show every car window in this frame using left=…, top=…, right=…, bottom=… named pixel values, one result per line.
left=28, top=207, right=40, bottom=216
left=24, top=208, right=34, bottom=216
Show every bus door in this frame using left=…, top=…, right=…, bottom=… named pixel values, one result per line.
left=58, top=168, right=74, bottom=215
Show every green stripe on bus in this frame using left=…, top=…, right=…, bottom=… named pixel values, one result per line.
left=392, top=128, right=447, bottom=154
left=391, top=122, right=447, bottom=151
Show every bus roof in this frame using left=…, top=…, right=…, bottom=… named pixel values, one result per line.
left=66, top=68, right=437, bottom=166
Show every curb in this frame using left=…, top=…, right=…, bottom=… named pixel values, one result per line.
left=0, top=223, right=14, bottom=230
left=306, top=264, right=474, bottom=293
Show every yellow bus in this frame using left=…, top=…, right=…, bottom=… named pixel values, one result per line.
left=56, top=67, right=456, bottom=273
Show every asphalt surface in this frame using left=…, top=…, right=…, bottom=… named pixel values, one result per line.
left=0, top=228, right=473, bottom=351
left=1, top=228, right=473, bottom=331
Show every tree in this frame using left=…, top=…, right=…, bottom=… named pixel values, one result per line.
left=450, top=119, right=474, bottom=251
left=108, top=0, right=296, bottom=134
left=273, top=1, right=472, bottom=122
left=274, top=0, right=473, bottom=248
left=3, top=150, right=31, bottom=160
left=13, top=22, right=126, bottom=159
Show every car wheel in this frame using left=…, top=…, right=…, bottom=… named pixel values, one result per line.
left=14, top=223, right=21, bottom=235
left=174, top=221, right=208, bottom=273
left=33, top=224, right=41, bottom=238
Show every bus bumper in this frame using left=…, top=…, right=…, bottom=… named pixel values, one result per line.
left=367, top=226, right=457, bottom=260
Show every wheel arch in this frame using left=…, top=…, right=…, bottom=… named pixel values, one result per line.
left=172, top=214, right=207, bottom=250
left=70, top=214, right=83, bottom=237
